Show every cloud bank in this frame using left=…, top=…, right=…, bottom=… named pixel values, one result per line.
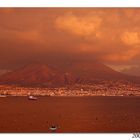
left=0, top=8, right=140, bottom=75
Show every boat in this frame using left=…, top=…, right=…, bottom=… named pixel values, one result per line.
left=0, top=95, right=7, bottom=98
left=28, top=95, right=37, bottom=100
left=49, top=126, right=58, bottom=131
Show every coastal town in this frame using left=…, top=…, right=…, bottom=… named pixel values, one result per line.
left=0, top=82, right=140, bottom=97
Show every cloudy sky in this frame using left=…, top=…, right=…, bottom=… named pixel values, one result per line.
left=0, top=8, right=140, bottom=76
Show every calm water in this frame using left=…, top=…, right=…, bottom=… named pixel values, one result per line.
left=0, top=96, right=140, bottom=133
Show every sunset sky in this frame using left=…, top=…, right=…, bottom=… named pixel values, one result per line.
left=0, top=8, right=140, bottom=76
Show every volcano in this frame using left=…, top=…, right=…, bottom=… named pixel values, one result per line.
left=0, top=64, right=76, bottom=87
left=0, top=62, right=139, bottom=87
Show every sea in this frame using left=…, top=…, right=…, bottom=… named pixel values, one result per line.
left=0, top=96, right=140, bottom=133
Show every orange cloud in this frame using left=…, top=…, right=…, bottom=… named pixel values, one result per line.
left=121, top=31, right=140, bottom=45
left=0, top=29, right=45, bottom=45
left=55, top=13, right=102, bottom=38
left=103, top=49, right=139, bottom=62
left=1, top=8, right=140, bottom=67
left=15, top=30, right=44, bottom=43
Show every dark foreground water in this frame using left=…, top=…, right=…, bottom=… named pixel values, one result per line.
left=0, top=96, right=140, bottom=133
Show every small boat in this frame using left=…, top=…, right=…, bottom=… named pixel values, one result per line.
left=28, top=95, right=37, bottom=100
left=0, top=95, right=7, bottom=98
left=49, top=126, right=58, bottom=131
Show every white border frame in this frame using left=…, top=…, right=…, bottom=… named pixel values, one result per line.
left=0, top=0, right=140, bottom=7
left=0, top=134, right=134, bottom=140
left=0, top=1, right=139, bottom=140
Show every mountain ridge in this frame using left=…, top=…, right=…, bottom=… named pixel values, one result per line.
left=0, top=62, right=140, bottom=87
